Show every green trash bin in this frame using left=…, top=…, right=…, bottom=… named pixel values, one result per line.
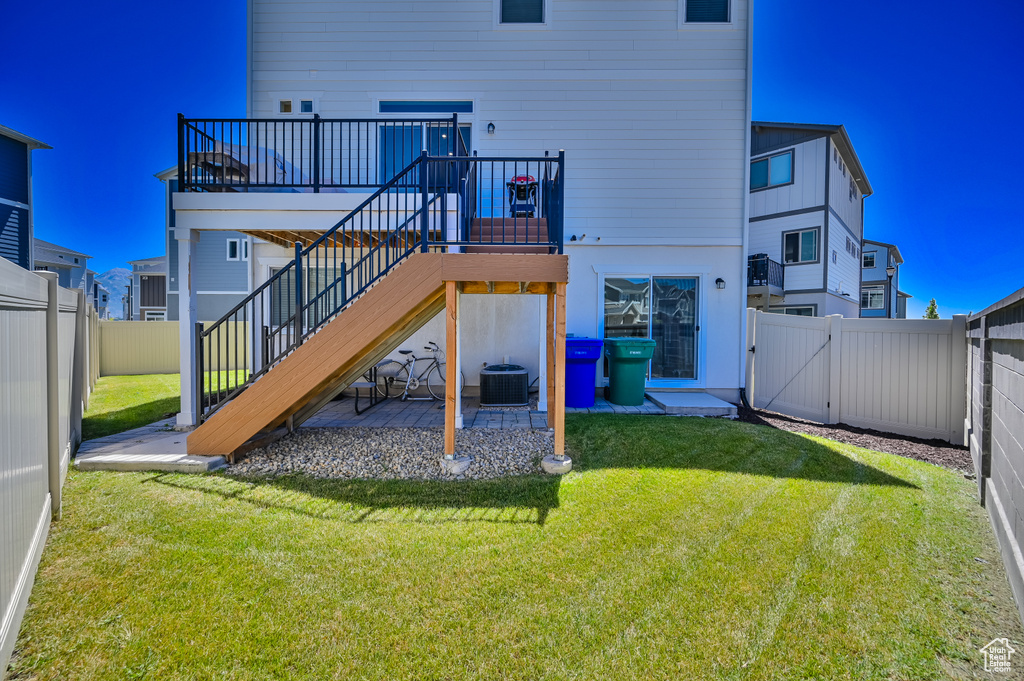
left=604, top=338, right=656, bottom=406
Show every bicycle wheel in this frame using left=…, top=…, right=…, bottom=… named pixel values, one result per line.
left=426, top=363, right=466, bottom=400
left=373, top=360, right=408, bottom=397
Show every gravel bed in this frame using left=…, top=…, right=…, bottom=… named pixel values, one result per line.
left=229, top=427, right=552, bottom=480
left=738, top=407, right=972, bottom=473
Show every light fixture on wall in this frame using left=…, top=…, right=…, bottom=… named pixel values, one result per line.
left=715, top=278, right=726, bottom=290
left=487, top=122, right=495, bottom=135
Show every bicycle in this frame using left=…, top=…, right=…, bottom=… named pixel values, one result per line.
left=372, top=341, right=465, bottom=401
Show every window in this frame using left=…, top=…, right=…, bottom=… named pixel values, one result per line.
left=845, top=236, right=860, bottom=258
left=604, top=276, right=699, bottom=381
left=226, top=239, right=240, bottom=261
left=770, top=306, right=815, bottom=317
left=750, top=151, right=793, bottom=190
left=144, top=310, right=166, bottom=321
left=683, top=0, right=730, bottom=23
left=378, top=100, right=474, bottom=115
left=831, top=250, right=837, bottom=264
left=783, top=229, right=818, bottom=264
left=300, top=99, right=314, bottom=114
left=501, top=0, right=544, bottom=24
left=242, top=239, right=249, bottom=261
left=861, top=285, right=885, bottom=310
left=849, top=178, right=857, bottom=201
left=73, top=257, right=79, bottom=264
left=862, top=252, right=875, bottom=268
left=279, top=99, right=292, bottom=114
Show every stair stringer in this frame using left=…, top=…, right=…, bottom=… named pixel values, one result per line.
left=187, top=253, right=445, bottom=456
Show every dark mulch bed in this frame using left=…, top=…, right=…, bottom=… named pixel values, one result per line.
left=737, top=407, right=973, bottom=474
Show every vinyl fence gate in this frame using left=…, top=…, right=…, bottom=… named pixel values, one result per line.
left=745, top=309, right=967, bottom=444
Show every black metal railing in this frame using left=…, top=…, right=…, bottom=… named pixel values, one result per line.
left=178, top=113, right=463, bottom=192
left=747, top=253, right=784, bottom=289
left=195, top=150, right=565, bottom=422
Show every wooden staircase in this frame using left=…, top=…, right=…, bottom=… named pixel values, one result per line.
left=187, top=253, right=447, bottom=457
left=465, top=218, right=550, bottom=254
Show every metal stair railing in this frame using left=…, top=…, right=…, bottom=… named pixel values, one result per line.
left=194, top=149, right=566, bottom=423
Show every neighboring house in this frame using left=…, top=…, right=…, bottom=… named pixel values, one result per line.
left=127, top=256, right=168, bottom=320
left=0, top=125, right=50, bottom=270
left=33, top=238, right=92, bottom=290
left=746, top=122, right=873, bottom=317
left=91, top=281, right=111, bottom=319
left=860, top=239, right=908, bottom=318
left=172, top=0, right=753, bottom=435
left=155, top=166, right=266, bottom=322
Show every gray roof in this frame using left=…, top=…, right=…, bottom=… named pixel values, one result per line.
left=863, top=238, right=905, bottom=265
left=34, top=238, right=92, bottom=259
left=0, top=124, right=51, bottom=150
left=751, top=121, right=873, bottom=196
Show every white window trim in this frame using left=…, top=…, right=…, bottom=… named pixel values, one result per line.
left=226, top=238, right=240, bottom=261
left=862, top=285, right=885, bottom=310
left=862, top=252, right=876, bottom=269
left=242, top=239, right=249, bottom=261
left=494, top=0, right=551, bottom=30
left=679, top=0, right=735, bottom=29
left=144, top=310, right=167, bottom=321
left=595, top=266, right=710, bottom=389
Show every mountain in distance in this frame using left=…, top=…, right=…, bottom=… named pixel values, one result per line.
left=95, top=268, right=131, bottom=317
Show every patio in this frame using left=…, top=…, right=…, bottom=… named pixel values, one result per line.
left=301, top=393, right=667, bottom=430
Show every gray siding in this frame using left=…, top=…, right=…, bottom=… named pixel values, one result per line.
left=0, top=134, right=29, bottom=205
left=751, top=126, right=826, bottom=157
left=969, top=289, right=1024, bottom=630
left=0, top=205, right=29, bottom=268
left=196, top=232, right=248, bottom=292
left=198, top=293, right=247, bottom=322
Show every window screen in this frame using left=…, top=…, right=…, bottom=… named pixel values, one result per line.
left=685, top=0, right=729, bottom=23
left=502, top=0, right=544, bottom=23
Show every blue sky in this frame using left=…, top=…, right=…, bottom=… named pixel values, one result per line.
left=2, top=0, right=1021, bottom=317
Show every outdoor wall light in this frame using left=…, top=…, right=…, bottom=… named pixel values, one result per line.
left=487, top=122, right=495, bottom=135
left=715, top=278, right=726, bottom=290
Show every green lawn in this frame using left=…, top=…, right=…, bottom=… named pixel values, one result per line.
left=82, top=374, right=181, bottom=441
left=12, top=416, right=1022, bottom=680
left=83, top=372, right=249, bottom=441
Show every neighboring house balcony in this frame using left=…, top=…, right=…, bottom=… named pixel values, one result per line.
left=746, top=253, right=784, bottom=310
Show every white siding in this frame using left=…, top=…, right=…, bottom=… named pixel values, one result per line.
left=748, top=136, right=826, bottom=218
left=250, top=0, right=750, bottom=245
left=825, top=222, right=860, bottom=298
left=748, top=210, right=824, bottom=292
left=827, top=137, right=863, bottom=239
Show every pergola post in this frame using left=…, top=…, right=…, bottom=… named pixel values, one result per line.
left=442, top=280, right=471, bottom=476
left=542, top=281, right=572, bottom=474
left=546, top=289, right=556, bottom=429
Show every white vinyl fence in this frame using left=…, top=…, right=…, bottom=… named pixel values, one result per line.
left=0, top=257, right=97, bottom=672
left=745, top=309, right=967, bottom=443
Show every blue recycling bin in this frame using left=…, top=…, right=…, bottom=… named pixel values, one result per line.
left=565, top=337, right=604, bottom=408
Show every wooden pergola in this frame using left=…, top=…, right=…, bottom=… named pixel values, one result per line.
left=438, top=255, right=569, bottom=470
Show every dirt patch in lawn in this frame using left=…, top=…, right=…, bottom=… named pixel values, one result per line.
left=738, top=408, right=973, bottom=473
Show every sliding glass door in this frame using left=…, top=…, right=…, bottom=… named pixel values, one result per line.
left=604, top=276, right=699, bottom=381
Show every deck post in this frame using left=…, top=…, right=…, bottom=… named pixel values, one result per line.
left=176, top=229, right=200, bottom=427
left=542, top=281, right=572, bottom=474
left=546, top=289, right=555, bottom=428
left=442, top=280, right=471, bottom=475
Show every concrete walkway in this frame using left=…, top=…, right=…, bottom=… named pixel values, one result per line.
left=75, top=419, right=225, bottom=473
left=74, top=391, right=733, bottom=473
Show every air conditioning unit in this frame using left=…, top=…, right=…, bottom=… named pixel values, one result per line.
left=479, top=364, right=529, bottom=407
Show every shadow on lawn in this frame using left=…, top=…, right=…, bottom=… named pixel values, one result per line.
left=149, top=471, right=563, bottom=525
left=82, top=396, right=180, bottom=441
left=566, top=414, right=919, bottom=489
